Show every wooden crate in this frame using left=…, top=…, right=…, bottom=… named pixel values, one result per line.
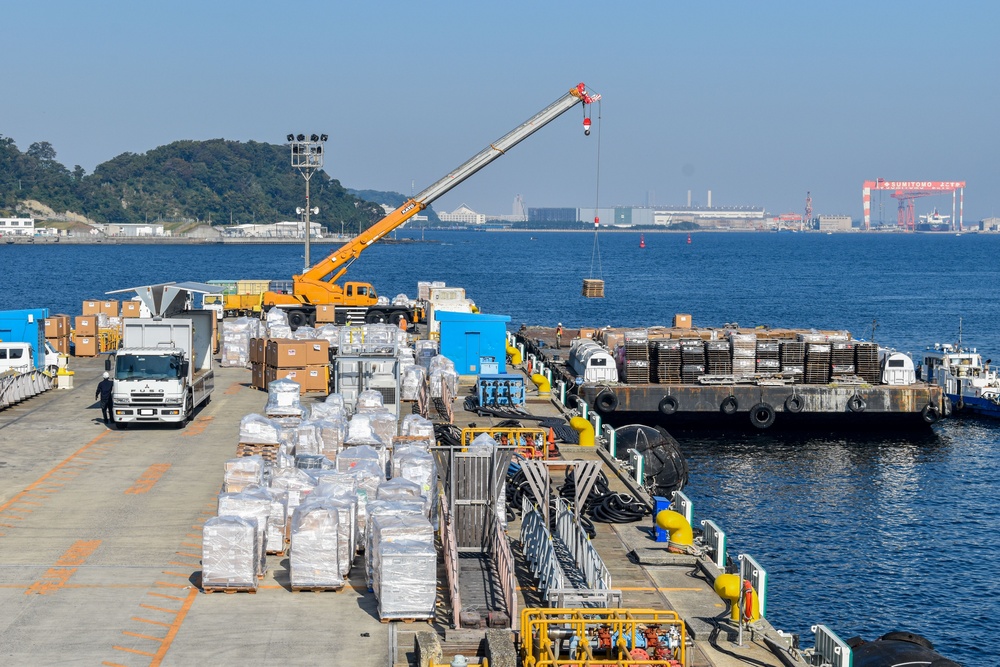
left=582, top=279, right=604, bottom=298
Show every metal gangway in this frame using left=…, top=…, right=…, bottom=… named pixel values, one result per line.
left=0, top=370, right=53, bottom=410
left=436, top=443, right=518, bottom=629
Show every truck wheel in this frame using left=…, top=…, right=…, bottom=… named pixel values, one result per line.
left=288, top=310, right=309, bottom=330
left=366, top=310, right=388, bottom=324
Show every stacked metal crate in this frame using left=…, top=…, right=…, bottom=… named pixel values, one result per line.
left=855, top=342, right=880, bottom=383
left=623, top=330, right=650, bottom=384
left=651, top=339, right=682, bottom=384
left=755, top=340, right=781, bottom=374
left=830, top=340, right=856, bottom=377
left=730, top=333, right=757, bottom=378
left=705, top=340, right=733, bottom=375
left=680, top=340, right=706, bottom=383
left=780, top=341, right=806, bottom=382
left=803, top=336, right=832, bottom=384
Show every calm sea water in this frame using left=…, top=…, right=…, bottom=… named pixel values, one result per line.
left=2, top=231, right=996, bottom=664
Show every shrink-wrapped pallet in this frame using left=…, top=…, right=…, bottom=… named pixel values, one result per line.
left=311, top=400, right=345, bottom=421
left=294, top=420, right=321, bottom=456
left=224, top=455, right=265, bottom=493
left=265, top=309, right=289, bottom=328
left=202, top=515, right=259, bottom=590
left=347, top=460, right=387, bottom=543
left=355, top=389, right=385, bottom=414
left=376, top=477, right=423, bottom=503
left=217, top=488, right=271, bottom=576
left=314, top=416, right=348, bottom=459
left=338, top=444, right=385, bottom=476
left=265, top=378, right=305, bottom=417
left=346, top=415, right=385, bottom=447
left=296, top=495, right=355, bottom=576
left=314, top=324, right=340, bottom=348
left=468, top=432, right=499, bottom=453
left=312, top=472, right=361, bottom=550
left=291, top=326, right=317, bottom=340
left=401, top=364, right=426, bottom=401
left=289, top=501, right=343, bottom=589
left=368, top=410, right=397, bottom=448
left=400, top=414, right=434, bottom=439
left=364, top=502, right=427, bottom=586
left=398, top=346, right=415, bottom=365
left=239, top=414, right=281, bottom=445
left=268, top=324, right=292, bottom=339
left=265, top=488, right=289, bottom=554
left=392, top=446, right=437, bottom=520
left=370, top=514, right=436, bottom=619
left=295, top=454, right=333, bottom=471
left=269, top=467, right=317, bottom=521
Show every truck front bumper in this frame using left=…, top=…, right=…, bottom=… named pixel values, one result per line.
left=113, top=405, right=185, bottom=423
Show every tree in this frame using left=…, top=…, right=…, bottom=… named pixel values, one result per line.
left=27, top=141, right=57, bottom=162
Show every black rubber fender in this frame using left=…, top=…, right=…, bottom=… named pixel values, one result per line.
left=847, top=394, right=867, bottom=413
left=658, top=395, right=679, bottom=415
left=878, top=631, right=935, bottom=650
left=784, top=394, right=804, bottom=413
left=720, top=395, right=738, bottom=415
left=749, top=402, right=776, bottom=429
left=922, top=404, right=940, bottom=424
left=594, top=390, right=619, bottom=414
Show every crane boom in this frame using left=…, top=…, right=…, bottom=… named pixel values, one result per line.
left=263, top=83, right=599, bottom=327
left=287, top=83, right=599, bottom=297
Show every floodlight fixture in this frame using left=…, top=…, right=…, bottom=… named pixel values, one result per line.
left=320, top=134, right=328, bottom=142
left=287, top=133, right=295, bottom=142
left=310, top=134, right=319, bottom=142
left=297, top=134, right=305, bottom=141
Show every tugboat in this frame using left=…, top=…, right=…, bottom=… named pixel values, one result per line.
left=921, top=341, right=1000, bottom=418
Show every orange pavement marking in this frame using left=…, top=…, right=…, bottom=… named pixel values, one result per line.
left=124, top=463, right=171, bottom=494
left=0, top=431, right=114, bottom=535
left=25, top=539, right=102, bottom=595
left=181, top=416, right=214, bottom=437
left=111, top=645, right=155, bottom=657
left=224, top=382, right=242, bottom=395
left=122, top=631, right=164, bottom=643
left=132, top=617, right=171, bottom=627
left=149, top=587, right=198, bottom=666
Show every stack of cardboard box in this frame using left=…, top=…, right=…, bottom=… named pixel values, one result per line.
left=44, top=314, right=71, bottom=354
left=74, top=299, right=122, bottom=357
left=250, top=338, right=330, bottom=392
left=73, top=314, right=100, bottom=357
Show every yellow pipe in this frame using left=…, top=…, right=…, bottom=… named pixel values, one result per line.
left=531, top=373, right=551, bottom=394
left=655, top=509, right=693, bottom=548
left=569, top=415, right=594, bottom=447
left=506, top=344, right=522, bottom=365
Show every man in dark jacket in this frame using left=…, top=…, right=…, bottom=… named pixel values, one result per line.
left=96, top=371, right=114, bottom=424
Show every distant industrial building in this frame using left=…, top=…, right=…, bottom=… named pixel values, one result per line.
left=528, top=207, right=578, bottom=223
left=817, top=215, right=853, bottom=232
left=105, top=223, right=168, bottom=237
left=980, top=217, right=1000, bottom=231
left=0, top=217, right=35, bottom=236
left=222, top=221, right=324, bottom=238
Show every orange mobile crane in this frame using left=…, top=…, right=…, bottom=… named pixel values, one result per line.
left=262, top=83, right=600, bottom=329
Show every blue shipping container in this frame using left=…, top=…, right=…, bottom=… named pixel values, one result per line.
left=0, top=308, right=50, bottom=369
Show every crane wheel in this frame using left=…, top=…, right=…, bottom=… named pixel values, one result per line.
left=365, top=311, right=388, bottom=324
left=288, top=310, right=309, bottom=330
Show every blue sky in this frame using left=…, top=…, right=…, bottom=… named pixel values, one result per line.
left=4, top=1, right=998, bottom=220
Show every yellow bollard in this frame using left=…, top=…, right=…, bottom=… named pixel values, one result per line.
left=569, top=415, right=594, bottom=447
left=655, top=509, right=692, bottom=549
left=506, top=344, right=522, bottom=365
left=713, top=573, right=761, bottom=622
left=530, top=373, right=551, bottom=394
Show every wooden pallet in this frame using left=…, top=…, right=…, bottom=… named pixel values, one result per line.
left=236, top=442, right=280, bottom=463
left=202, top=585, right=258, bottom=594
left=291, top=585, right=344, bottom=593
left=380, top=616, right=433, bottom=624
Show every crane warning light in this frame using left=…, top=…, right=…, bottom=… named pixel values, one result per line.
left=583, top=117, right=592, bottom=136
left=594, top=216, right=600, bottom=228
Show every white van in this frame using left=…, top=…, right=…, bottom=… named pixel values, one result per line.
left=0, top=341, right=60, bottom=375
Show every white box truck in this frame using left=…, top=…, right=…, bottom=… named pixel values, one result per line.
left=110, top=310, right=215, bottom=426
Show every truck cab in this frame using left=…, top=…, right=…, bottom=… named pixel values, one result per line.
left=0, top=341, right=59, bottom=375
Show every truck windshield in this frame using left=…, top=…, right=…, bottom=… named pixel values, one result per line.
left=115, top=354, right=183, bottom=380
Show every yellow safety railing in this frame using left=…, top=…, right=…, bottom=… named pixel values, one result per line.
left=460, top=426, right=550, bottom=459
left=520, top=608, right=686, bottom=667
left=98, top=327, right=122, bottom=353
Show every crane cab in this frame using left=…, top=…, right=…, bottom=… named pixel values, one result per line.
left=342, top=281, right=378, bottom=307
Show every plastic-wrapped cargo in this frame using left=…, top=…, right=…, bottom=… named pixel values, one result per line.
left=239, top=414, right=281, bottom=445
left=220, top=317, right=257, bottom=368
left=467, top=432, right=499, bottom=453
left=364, top=502, right=427, bottom=586
left=291, top=326, right=317, bottom=340
left=370, top=514, right=436, bottom=619
left=269, top=467, right=317, bottom=521
left=401, top=364, right=426, bottom=401
left=224, top=455, right=265, bottom=493
left=392, top=446, right=437, bottom=518
left=376, top=477, right=423, bottom=503
left=311, top=393, right=346, bottom=421
left=296, top=495, right=355, bottom=576
left=268, top=324, right=292, bottom=339
left=429, top=367, right=459, bottom=399
left=289, top=501, right=343, bottom=589
left=368, top=410, right=397, bottom=448
left=314, top=416, right=348, bottom=459
left=346, top=414, right=384, bottom=447
left=400, top=414, right=434, bottom=439
left=265, top=378, right=305, bottom=417
left=314, top=324, right=340, bottom=347
left=391, top=294, right=411, bottom=306
left=217, top=488, right=271, bottom=576
left=265, top=488, right=289, bottom=554
left=355, top=389, right=385, bottom=414
left=347, top=460, right=388, bottom=543
left=414, top=340, right=439, bottom=370
left=398, top=346, right=416, bottom=364
left=202, top=515, right=259, bottom=590
left=266, top=308, right=289, bottom=328
left=295, top=420, right=321, bottom=456
left=338, top=444, right=384, bottom=474
left=295, top=454, right=333, bottom=471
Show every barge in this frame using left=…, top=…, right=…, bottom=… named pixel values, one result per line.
left=516, top=323, right=948, bottom=432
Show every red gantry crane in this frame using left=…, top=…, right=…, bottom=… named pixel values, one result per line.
left=862, top=180, right=966, bottom=231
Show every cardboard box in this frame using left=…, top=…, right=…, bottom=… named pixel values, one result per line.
left=315, top=304, right=338, bottom=323
left=82, top=300, right=101, bottom=315
left=47, top=335, right=70, bottom=354
left=304, top=339, right=329, bottom=366
left=673, top=313, right=692, bottom=329
left=265, top=339, right=310, bottom=368
left=74, top=316, right=98, bottom=336
left=578, top=327, right=596, bottom=340
left=44, top=315, right=68, bottom=337
left=74, top=336, right=98, bottom=357
left=99, top=300, right=119, bottom=317
left=121, top=301, right=142, bottom=317
left=265, top=366, right=328, bottom=392
left=249, top=337, right=260, bottom=365
left=251, top=363, right=266, bottom=390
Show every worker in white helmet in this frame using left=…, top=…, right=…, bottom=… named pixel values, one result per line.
left=96, top=371, right=114, bottom=425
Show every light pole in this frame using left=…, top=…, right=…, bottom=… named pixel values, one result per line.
left=287, top=133, right=327, bottom=269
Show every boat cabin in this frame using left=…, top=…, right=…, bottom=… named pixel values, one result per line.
left=880, top=351, right=916, bottom=386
